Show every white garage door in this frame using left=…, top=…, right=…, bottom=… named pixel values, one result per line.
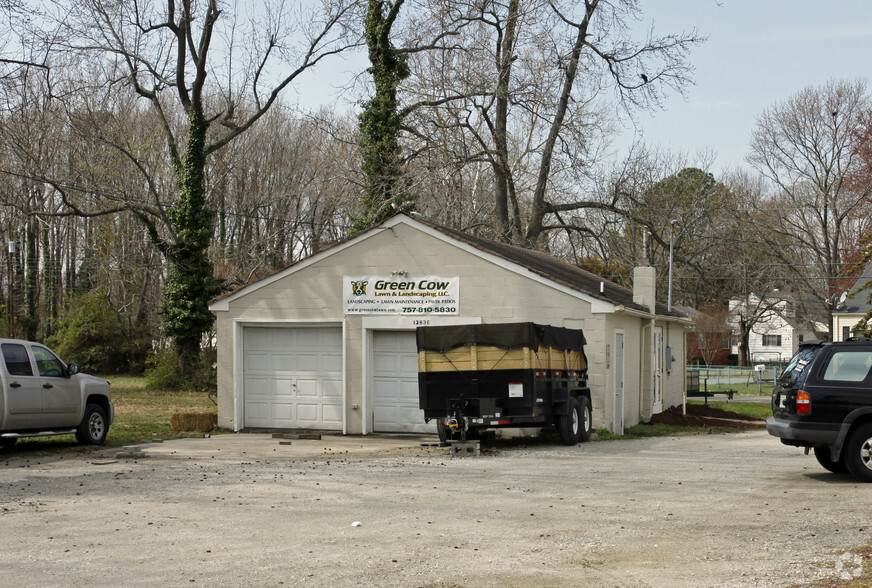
left=243, top=327, right=343, bottom=430
left=372, top=331, right=435, bottom=433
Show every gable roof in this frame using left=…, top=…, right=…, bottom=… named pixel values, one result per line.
left=836, top=263, right=872, bottom=315
left=415, top=216, right=682, bottom=317
left=210, top=213, right=681, bottom=318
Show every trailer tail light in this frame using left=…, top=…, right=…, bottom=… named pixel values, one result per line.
left=796, top=391, right=811, bottom=414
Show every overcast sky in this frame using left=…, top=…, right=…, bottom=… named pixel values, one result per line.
left=628, top=0, right=872, bottom=173
left=293, top=1, right=872, bottom=176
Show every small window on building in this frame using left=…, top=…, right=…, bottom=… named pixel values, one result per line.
left=762, top=334, right=782, bottom=347
left=843, top=326, right=852, bottom=341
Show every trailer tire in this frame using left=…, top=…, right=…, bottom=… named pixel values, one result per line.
left=558, top=397, right=580, bottom=446
left=436, top=420, right=451, bottom=444
left=578, top=396, right=593, bottom=442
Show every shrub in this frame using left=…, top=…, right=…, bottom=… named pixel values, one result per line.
left=145, top=345, right=217, bottom=392
left=48, top=292, right=151, bottom=374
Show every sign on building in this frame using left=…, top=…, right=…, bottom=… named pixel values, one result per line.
left=343, top=276, right=460, bottom=315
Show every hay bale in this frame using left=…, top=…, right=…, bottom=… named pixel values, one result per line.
left=170, top=412, right=218, bottom=432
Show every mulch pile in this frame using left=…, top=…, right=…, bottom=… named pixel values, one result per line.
left=647, top=403, right=765, bottom=429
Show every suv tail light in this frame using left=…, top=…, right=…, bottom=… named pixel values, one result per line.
left=796, top=390, right=811, bottom=414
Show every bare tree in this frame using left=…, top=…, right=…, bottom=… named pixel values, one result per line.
left=25, top=0, right=364, bottom=373
left=692, top=304, right=731, bottom=366
left=401, top=0, right=704, bottom=245
left=748, top=79, right=872, bottom=339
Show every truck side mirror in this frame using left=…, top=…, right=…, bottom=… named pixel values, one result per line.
left=68, top=364, right=79, bottom=376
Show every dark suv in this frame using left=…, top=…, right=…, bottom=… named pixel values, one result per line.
left=767, top=338, right=872, bottom=482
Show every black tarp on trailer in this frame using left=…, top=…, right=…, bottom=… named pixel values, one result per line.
left=415, top=322, right=586, bottom=354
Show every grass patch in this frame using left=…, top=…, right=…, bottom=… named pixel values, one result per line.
left=0, top=376, right=217, bottom=456
left=594, top=423, right=745, bottom=440
left=688, top=400, right=771, bottom=419
left=705, top=382, right=774, bottom=395
left=109, top=376, right=217, bottom=445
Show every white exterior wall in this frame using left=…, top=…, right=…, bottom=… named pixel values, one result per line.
left=834, top=313, right=863, bottom=341
left=729, top=296, right=796, bottom=364
left=211, top=217, right=686, bottom=434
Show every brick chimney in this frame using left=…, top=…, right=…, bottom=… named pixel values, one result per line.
left=633, top=262, right=656, bottom=314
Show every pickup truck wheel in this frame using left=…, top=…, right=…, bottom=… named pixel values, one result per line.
left=577, top=396, right=593, bottom=443
left=76, top=403, right=108, bottom=445
left=844, top=423, right=872, bottom=482
left=813, top=446, right=848, bottom=474
left=558, top=397, right=580, bottom=446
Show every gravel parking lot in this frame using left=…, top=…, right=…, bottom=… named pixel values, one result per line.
left=2, top=430, right=870, bottom=587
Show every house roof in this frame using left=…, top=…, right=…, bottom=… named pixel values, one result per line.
left=211, top=213, right=683, bottom=319
left=417, top=217, right=682, bottom=317
left=836, top=263, right=872, bottom=315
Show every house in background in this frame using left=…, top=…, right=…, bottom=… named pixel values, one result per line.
left=674, top=305, right=732, bottom=365
left=833, top=264, right=872, bottom=341
left=208, top=214, right=688, bottom=436
left=728, top=293, right=824, bottom=365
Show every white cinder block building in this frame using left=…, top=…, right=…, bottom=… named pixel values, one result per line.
left=209, top=214, right=687, bottom=435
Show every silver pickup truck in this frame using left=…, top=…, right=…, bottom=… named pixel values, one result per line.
left=0, top=339, right=113, bottom=447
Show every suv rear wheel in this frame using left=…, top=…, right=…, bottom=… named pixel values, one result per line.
left=843, top=423, right=872, bottom=482
left=813, top=446, right=848, bottom=474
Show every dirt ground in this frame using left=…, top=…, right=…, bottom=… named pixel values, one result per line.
left=2, top=423, right=870, bottom=587
left=648, top=402, right=766, bottom=429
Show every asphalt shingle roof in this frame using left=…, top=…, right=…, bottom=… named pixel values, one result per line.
left=214, top=213, right=682, bottom=318
left=416, top=217, right=681, bottom=317
left=838, top=264, right=872, bottom=315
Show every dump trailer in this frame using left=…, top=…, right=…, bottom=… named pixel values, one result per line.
left=417, top=322, right=592, bottom=446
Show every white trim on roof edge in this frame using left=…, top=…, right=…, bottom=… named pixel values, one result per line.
left=209, top=214, right=616, bottom=314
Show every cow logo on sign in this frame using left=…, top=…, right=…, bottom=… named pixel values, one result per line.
left=350, top=280, right=368, bottom=296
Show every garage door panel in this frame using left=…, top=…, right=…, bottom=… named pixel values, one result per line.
left=245, top=329, right=272, bottom=349
left=273, top=402, right=294, bottom=421
left=295, top=378, right=319, bottom=397
left=269, top=353, right=297, bottom=372
left=322, top=378, right=343, bottom=399
left=374, top=352, right=399, bottom=373
left=373, top=407, right=399, bottom=430
left=243, top=327, right=343, bottom=430
left=296, top=403, right=320, bottom=423
left=372, top=331, right=435, bottom=434
left=374, top=379, right=398, bottom=401
left=245, top=352, right=270, bottom=372
left=321, top=403, right=343, bottom=425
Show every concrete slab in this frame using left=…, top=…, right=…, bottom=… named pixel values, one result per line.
left=129, top=432, right=439, bottom=459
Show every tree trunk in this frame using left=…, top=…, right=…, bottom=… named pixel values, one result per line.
left=22, top=211, right=38, bottom=341
left=356, top=0, right=412, bottom=231
left=493, top=0, right=520, bottom=242
left=526, top=1, right=596, bottom=246
left=738, top=319, right=751, bottom=367
left=161, top=106, right=220, bottom=376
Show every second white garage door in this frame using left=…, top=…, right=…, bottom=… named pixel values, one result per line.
left=372, top=331, right=436, bottom=433
left=243, top=327, right=343, bottom=430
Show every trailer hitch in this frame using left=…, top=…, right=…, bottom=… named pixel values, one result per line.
left=446, top=415, right=468, bottom=439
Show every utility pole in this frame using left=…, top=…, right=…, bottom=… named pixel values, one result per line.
left=7, top=240, right=14, bottom=338
left=667, top=219, right=679, bottom=311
